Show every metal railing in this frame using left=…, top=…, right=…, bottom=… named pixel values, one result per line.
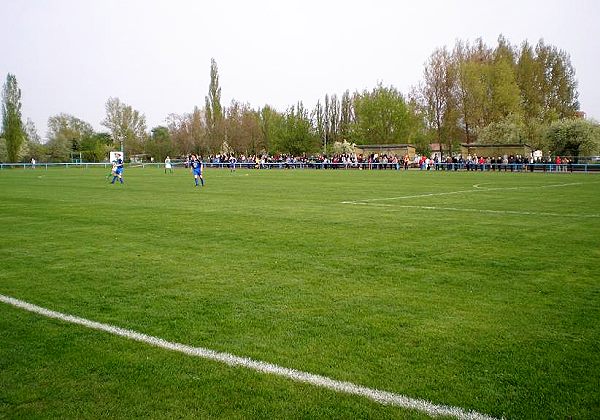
left=1, top=161, right=598, bottom=172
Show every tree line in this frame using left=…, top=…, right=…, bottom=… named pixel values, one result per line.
left=2, top=36, right=599, bottom=163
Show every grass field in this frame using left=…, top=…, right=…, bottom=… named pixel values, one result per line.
left=1, top=166, right=599, bottom=419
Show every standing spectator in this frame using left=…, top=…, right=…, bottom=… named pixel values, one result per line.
left=164, top=156, right=173, bottom=174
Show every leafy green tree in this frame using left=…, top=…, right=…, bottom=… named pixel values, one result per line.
left=101, top=97, right=147, bottom=156
left=438, top=36, right=582, bottom=150
left=258, top=105, right=280, bottom=154
left=455, top=60, right=486, bottom=143
left=80, top=132, right=111, bottom=162
left=452, top=40, right=485, bottom=143
left=272, top=102, right=318, bottom=155
left=545, top=119, right=600, bottom=159
left=490, top=41, right=522, bottom=122
left=0, top=136, right=6, bottom=161
left=1, top=74, right=25, bottom=162
left=145, top=126, right=172, bottom=161
left=477, top=114, right=525, bottom=145
left=535, top=41, right=579, bottom=121
left=516, top=41, right=545, bottom=146
left=405, top=96, right=430, bottom=154
left=516, top=42, right=542, bottom=120
left=352, top=84, right=415, bottom=145
left=240, top=107, right=263, bottom=156
left=46, top=113, right=94, bottom=161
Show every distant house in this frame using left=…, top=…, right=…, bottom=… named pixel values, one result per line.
left=460, top=143, right=533, bottom=158
left=130, top=153, right=149, bottom=163
left=429, top=143, right=442, bottom=158
left=354, top=144, right=416, bottom=159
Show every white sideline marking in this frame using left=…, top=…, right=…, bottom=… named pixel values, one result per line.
left=341, top=182, right=599, bottom=218
left=0, top=294, right=498, bottom=420
left=346, top=182, right=585, bottom=204
left=342, top=202, right=600, bottom=218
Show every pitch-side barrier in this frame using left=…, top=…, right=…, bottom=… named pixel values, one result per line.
left=1, top=162, right=598, bottom=172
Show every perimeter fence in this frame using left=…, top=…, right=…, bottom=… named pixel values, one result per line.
left=1, top=161, right=599, bottom=172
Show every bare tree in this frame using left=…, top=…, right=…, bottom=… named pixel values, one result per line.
left=419, top=47, right=457, bottom=155
left=101, top=97, right=147, bottom=156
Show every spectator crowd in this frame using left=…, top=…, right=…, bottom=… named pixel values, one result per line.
left=184, top=152, right=573, bottom=172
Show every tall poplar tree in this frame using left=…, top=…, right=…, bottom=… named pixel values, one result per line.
left=1, top=74, right=25, bottom=162
left=339, top=90, right=354, bottom=141
left=328, top=94, right=340, bottom=145
left=204, top=58, right=224, bottom=153
left=313, top=100, right=325, bottom=152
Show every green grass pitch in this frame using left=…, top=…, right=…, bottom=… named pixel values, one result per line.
left=1, top=166, right=599, bottom=418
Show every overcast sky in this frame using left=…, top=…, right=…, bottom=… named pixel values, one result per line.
left=1, top=0, right=599, bottom=140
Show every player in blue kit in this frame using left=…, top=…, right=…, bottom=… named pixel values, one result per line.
left=190, top=154, right=204, bottom=187
left=110, top=153, right=124, bottom=184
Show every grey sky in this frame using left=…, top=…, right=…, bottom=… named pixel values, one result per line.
left=2, top=0, right=599, bottom=140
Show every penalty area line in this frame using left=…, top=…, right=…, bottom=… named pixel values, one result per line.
left=0, top=294, right=497, bottom=420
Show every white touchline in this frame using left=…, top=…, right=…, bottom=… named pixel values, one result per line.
left=346, top=181, right=586, bottom=203
left=0, top=294, right=498, bottom=420
left=341, top=202, right=600, bottom=218
left=394, top=205, right=599, bottom=218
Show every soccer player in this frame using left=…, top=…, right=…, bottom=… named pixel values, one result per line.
left=110, top=153, right=124, bottom=184
left=190, top=154, right=204, bottom=187
left=229, top=155, right=237, bottom=172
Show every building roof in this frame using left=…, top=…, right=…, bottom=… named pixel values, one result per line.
left=460, top=143, right=532, bottom=148
left=355, top=144, right=415, bottom=148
